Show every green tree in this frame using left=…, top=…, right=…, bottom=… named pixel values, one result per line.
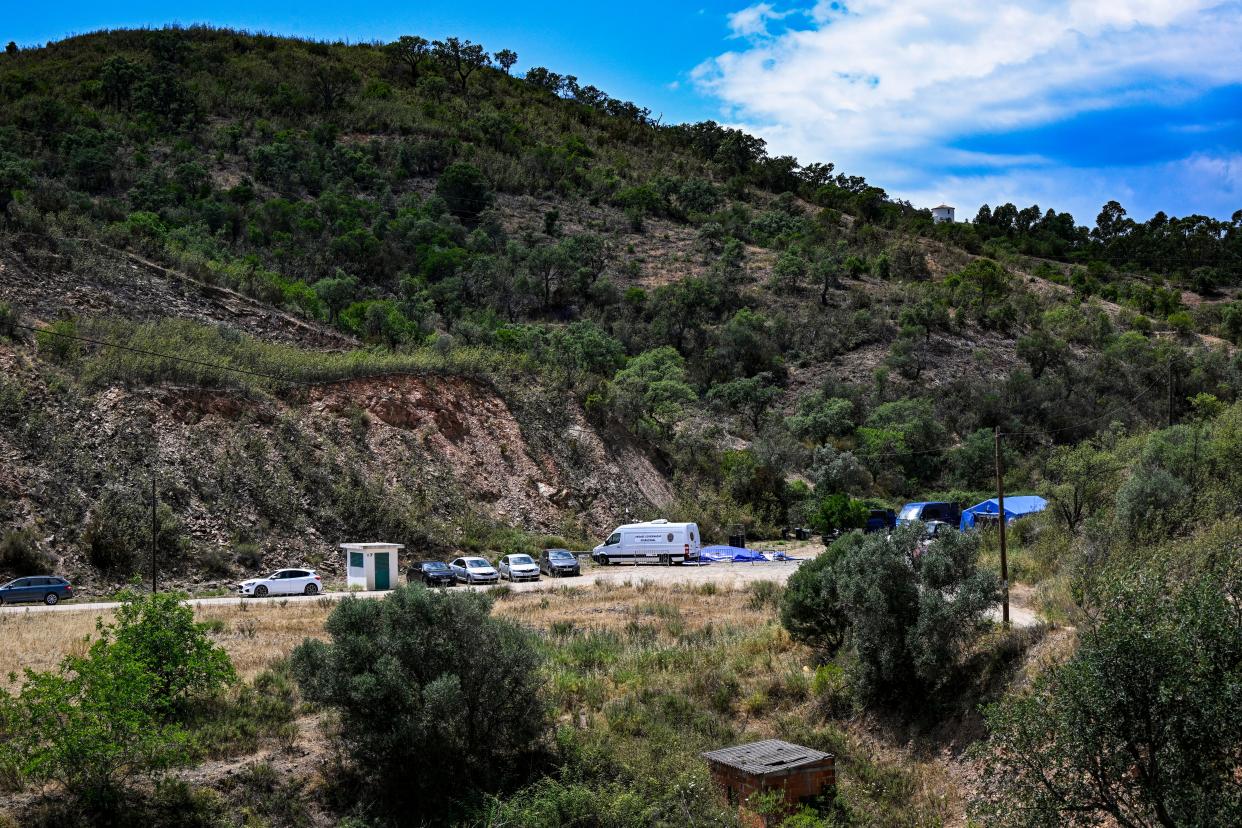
left=781, top=526, right=1000, bottom=702
left=433, top=37, right=490, bottom=92
left=1016, top=327, right=1070, bottom=379
left=707, top=373, right=781, bottom=432
left=312, top=272, right=358, bottom=324
left=494, top=48, right=518, bottom=75
left=809, top=493, right=867, bottom=535
left=1041, top=440, right=1118, bottom=533
left=609, top=347, right=697, bottom=440
left=547, top=320, right=625, bottom=390
left=387, top=35, right=430, bottom=83
left=291, top=587, right=546, bottom=818
left=780, top=538, right=851, bottom=655
left=787, top=393, right=854, bottom=445
left=436, top=161, right=493, bottom=222
left=0, top=590, right=232, bottom=810
left=972, top=569, right=1242, bottom=827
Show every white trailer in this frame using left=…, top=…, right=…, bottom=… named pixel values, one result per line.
left=591, top=519, right=702, bottom=565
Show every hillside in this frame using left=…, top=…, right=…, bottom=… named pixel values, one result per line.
left=0, top=26, right=1239, bottom=593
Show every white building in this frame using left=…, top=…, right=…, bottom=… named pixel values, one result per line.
left=931, top=204, right=955, bottom=223
left=340, top=542, right=403, bottom=591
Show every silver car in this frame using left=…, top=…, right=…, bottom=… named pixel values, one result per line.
left=497, top=554, right=541, bottom=582
left=450, top=557, right=499, bottom=585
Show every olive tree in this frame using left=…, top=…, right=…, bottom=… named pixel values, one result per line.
left=291, top=587, right=547, bottom=818
left=781, top=526, right=1000, bottom=702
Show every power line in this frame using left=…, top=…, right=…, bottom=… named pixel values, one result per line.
left=13, top=322, right=306, bottom=387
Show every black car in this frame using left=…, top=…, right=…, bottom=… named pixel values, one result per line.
left=539, top=549, right=581, bottom=577
left=0, top=576, right=75, bottom=606
left=408, top=560, right=456, bottom=587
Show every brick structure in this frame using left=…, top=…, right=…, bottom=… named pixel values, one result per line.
left=702, top=739, right=836, bottom=826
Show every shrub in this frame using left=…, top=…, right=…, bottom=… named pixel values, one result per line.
left=0, top=591, right=233, bottom=811
left=34, top=318, right=81, bottom=364
left=82, top=486, right=183, bottom=573
left=291, top=586, right=547, bottom=819
left=972, top=568, right=1242, bottom=826
left=0, top=528, right=50, bottom=574
left=0, top=302, right=15, bottom=339
left=782, top=527, right=1000, bottom=703
left=435, top=161, right=492, bottom=222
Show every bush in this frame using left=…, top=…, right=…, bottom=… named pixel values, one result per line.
left=82, top=486, right=183, bottom=574
left=0, top=528, right=50, bottom=574
left=781, top=526, right=1000, bottom=703
left=972, top=567, right=1242, bottom=826
left=291, top=586, right=548, bottom=819
left=0, top=591, right=233, bottom=811
left=34, top=319, right=81, bottom=364
left=435, top=161, right=492, bottom=222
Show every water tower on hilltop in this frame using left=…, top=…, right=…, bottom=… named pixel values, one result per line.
left=931, top=204, right=956, bottom=223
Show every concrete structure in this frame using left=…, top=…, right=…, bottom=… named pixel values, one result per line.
left=702, top=739, right=836, bottom=826
left=340, top=542, right=403, bottom=590
left=931, top=204, right=955, bottom=223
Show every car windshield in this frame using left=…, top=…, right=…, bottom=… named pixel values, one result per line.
left=423, top=562, right=448, bottom=571
left=466, top=558, right=490, bottom=568
left=548, top=550, right=573, bottom=560
left=898, top=505, right=921, bottom=520
left=511, top=555, right=534, bottom=564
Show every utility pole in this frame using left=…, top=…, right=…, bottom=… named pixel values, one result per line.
left=1168, top=362, right=1175, bottom=428
left=151, top=473, right=158, bottom=594
left=994, top=427, right=1009, bottom=628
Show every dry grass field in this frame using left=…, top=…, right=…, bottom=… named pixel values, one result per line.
left=0, top=580, right=770, bottom=685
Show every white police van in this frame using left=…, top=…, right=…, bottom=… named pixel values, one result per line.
left=591, top=519, right=702, bottom=565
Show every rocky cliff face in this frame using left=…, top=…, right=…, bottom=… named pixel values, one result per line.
left=0, top=241, right=673, bottom=593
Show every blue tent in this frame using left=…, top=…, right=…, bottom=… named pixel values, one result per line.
left=700, top=545, right=769, bottom=563
left=959, top=495, right=1047, bottom=530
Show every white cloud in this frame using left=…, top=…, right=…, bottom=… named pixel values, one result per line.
left=694, top=1, right=1242, bottom=217
left=727, top=3, right=795, bottom=39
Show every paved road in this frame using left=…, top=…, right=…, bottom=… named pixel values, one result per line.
left=0, top=559, right=1041, bottom=627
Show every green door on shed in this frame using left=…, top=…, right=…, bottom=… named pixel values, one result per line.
left=373, top=553, right=390, bottom=590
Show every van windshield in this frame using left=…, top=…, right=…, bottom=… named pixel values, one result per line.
left=898, top=505, right=921, bottom=521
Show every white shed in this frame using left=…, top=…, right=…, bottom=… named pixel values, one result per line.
left=340, top=542, right=403, bottom=591
left=931, top=204, right=955, bottom=223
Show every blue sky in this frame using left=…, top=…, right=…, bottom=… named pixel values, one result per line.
left=8, top=1, right=1242, bottom=225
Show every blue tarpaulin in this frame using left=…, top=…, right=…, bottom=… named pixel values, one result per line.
left=700, top=545, right=769, bottom=563
left=959, top=495, right=1047, bottom=530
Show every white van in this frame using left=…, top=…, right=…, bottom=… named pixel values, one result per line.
left=591, top=519, right=702, bottom=565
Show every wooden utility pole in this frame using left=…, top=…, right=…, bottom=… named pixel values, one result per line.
left=1168, top=362, right=1175, bottom=428
left=994, top=427, right=1009, bottom=628
left=151, top=474, right=158, bottom=594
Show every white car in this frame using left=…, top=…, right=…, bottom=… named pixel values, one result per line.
left=238, top=568, right=322, bottom=597
left=450, top=557, right=499, bottom=585
left=497, top=554, right=541, bottom=582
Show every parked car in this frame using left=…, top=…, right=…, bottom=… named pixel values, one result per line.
left=449, top=557, right=499, bottom=585
left=408, top=560, right=456, bottom=587
left=540, top=548, right=581, bottom=577
left=864, top=509, right=897, bottom=533
left=0, top=576, right=74, bottom=606
left=497, top=554, right=541, bottom=582
left=896, top=501, right=962, bottom=527
left=238, top=568, right=322, bottom=597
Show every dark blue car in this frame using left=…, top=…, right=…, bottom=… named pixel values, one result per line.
left=0, top=576, right=75, bottom=605
left=865, top=509, right=897, bottom=533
